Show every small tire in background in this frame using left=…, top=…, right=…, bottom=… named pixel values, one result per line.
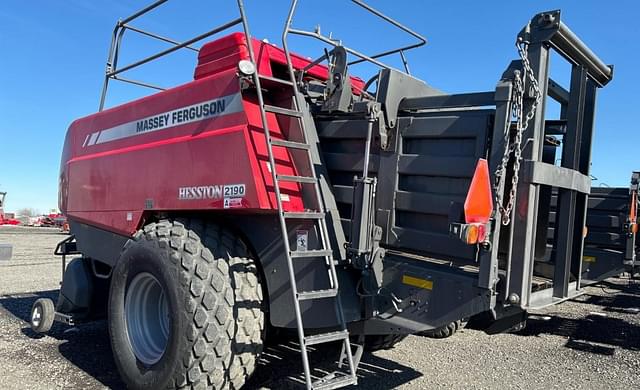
left=418, top=320, right=462, bottom=339
left=31, top=298, right=55, bottom=333
left=364, top=334, right=408, bottom=351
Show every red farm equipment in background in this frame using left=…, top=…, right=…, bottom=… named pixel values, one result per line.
left=0, top=192, right=20, bottom=226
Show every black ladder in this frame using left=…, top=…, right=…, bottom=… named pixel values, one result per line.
left=238, top=5, right=357, bottom=390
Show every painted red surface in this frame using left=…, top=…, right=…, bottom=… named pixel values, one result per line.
left=60, top=33, right=362, bottom=236
left=0, top=215, right=20, bottom=225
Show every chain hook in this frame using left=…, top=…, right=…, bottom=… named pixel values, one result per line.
left=494, top=40, right=542, bottom=225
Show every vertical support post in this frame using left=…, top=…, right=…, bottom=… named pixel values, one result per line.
left=479, top=79, right=513, bottom=295
left=553, top=65, right=587, bottom=298
left=571, top=79, right=597, bottom=283
left=99, top=24, right=128, bottom=111
left=625, top=173, right=639, bottom=264
left=61, top=254, right=66, bottom=284
left=99, top=24, right=121, bottom=111
left=505, top=43, right=550, bottom=308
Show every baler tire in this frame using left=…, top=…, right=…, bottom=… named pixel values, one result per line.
left=364, top=334, right=408, bottom=351
left=108, top=220, right=235, bottom=390
left=227, top=255, right=265, bottom=389
left=178, top=220, right=265, bottom=390
left=418, top=320, right=461, bottom=339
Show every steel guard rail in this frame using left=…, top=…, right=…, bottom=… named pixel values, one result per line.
left=98, top=0, right=245, bottom=110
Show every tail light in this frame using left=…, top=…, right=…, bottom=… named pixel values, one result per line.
left=455, top=222, right=489, bottom=245
left=450, top=159, right=494, bottom=245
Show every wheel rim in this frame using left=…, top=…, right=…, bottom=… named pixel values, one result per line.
left=125, top=272, right=170, bottom=365
left=32, top=304, right=42, bottom=327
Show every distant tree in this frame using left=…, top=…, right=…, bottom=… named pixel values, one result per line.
left=17, top=208, right=37, bottom=217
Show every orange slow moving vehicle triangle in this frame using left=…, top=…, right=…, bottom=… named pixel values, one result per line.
left=464, top=159, right=494, bottom=224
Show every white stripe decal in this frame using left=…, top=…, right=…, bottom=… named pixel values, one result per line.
left=83, top=93, right=243, bottom=147
left=82, top=133, right=91, bottom=147
left=88, top=132, right=100, bottom=146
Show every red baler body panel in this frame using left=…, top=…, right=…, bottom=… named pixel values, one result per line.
left=60, top=33, right=363, bottom=236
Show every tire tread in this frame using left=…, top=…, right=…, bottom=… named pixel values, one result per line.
left=139, top=220, right=235, bottom=390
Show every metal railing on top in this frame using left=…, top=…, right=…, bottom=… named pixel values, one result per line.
left=98, top=0, right=246, bottom=111
left=97, top=0, right=428, bottom=110
left=282, top=0, right=427, bottom=79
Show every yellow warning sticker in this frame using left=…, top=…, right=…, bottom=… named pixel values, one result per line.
left=402, top=275, right=433, bottom=290
left=583, top=256, right=596, bottom=263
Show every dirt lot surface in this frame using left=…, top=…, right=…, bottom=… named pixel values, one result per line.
left=1, top=226, right=639, bottom=389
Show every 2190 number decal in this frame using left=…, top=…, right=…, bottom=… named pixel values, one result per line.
left=223, top=184, right=245, bottom=197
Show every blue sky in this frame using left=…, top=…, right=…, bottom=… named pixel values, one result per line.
left=0, top=1, right=637, bottom=213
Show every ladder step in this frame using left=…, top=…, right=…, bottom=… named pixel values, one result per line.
left=283, top=211, right=324, bottom=219
left=304, top=330, right=349, bottom=346
left=277, top=174, right=317, bottom=184
left=264, top=104, right=303, bottom=117
left=312, top=374, right=357, bottom=390
left=271, top=138, right=310, bottom=150
left=290, top=249, right=332, bottom=258
left=298, top=288, right=338, bottom=301
left=258, top=74, right=294, bottom=86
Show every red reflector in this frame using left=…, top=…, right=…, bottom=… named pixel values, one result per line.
left=477, top=223, right=487, bottom=242
left=464, top=159, right=494, bottom=224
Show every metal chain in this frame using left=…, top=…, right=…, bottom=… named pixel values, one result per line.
left=494, top=38, right=542, bottom=225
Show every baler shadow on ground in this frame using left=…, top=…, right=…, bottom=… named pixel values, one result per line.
left=517, top=277, right=640, bottom=356
left=0, top=290, right=420, bottom=390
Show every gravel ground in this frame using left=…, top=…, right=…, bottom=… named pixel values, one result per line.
left=0, top=226, right=639, bottom=389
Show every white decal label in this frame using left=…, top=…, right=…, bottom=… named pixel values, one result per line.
left=224, top=198, right=243, bottom=209
left=296, top=230, right=308, bottom=251
left=84, top=93, right=243, bottom=147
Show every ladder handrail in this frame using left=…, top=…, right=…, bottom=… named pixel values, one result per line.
left=236, top=2, right=316, bottom=388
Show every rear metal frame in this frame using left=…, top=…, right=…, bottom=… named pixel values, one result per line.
left=391, top=10, right=613, bottom=313
left=494, top=10, right=612, bottom=310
